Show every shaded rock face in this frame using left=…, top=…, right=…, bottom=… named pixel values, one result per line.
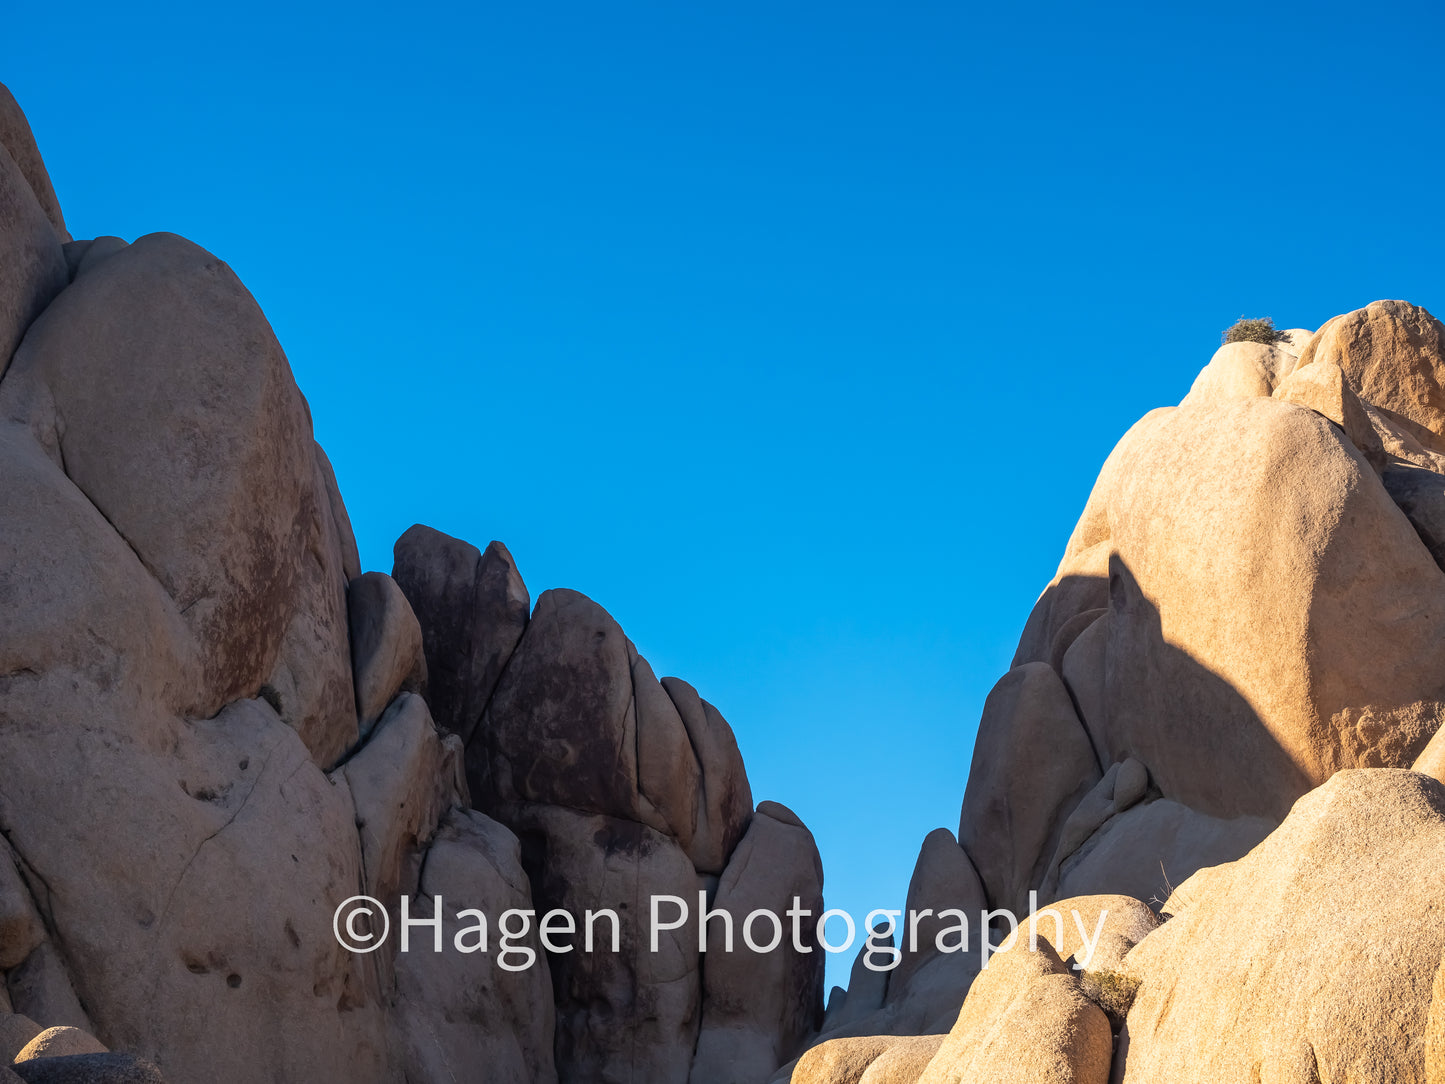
left=0, top=90, right=67, bottom=372
left=391, top=545, right=819, bottom=1082
left=1120, top=770, right=1445, bottom=1083
left=691, top=801, right=826, bottom=1084
left=391, top=525, right=528, bottom=743
left=0, top=81, right=827, bottom=1084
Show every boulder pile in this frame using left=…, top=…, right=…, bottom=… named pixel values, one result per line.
left=782, top=300, right=1445, bottom=1081
left=0, top=83, right=823, bottom=1083
left=6, top=79, right=1445, bottom=1084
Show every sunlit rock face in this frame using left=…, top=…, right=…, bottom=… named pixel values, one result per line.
left=785, top=301, right=1445, bottom=1082
left=9, top=75, right=1445, bottom=1084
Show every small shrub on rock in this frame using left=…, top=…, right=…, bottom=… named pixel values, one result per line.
left=1222, top=316, right=1286, bottom=345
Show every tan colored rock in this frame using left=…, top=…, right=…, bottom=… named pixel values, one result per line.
left=1056, top=408, right=1176, bottom=571
left=958, top=663, right=1100, bottom=913
left=857, top=1037, right=945, bottom=1084
left=0, top=232, right=356, bottom=765
left=0, top=843, right=44, bottom=971
left=1013, top=895, right=1157, bottom=973
left=887, top=829, right=984, bottom=1009
left=0, top=84, right=66, bottom=239
left=1272, top=358, right=1386, bottom=470
left=259, top=440, right=359, bottom=761
left=1015, top=407, right=1182, bottom=671
left=0, top=1014, right=43, bottom=1062
left=691, top=802, right=825, bottom=1084
left=13, top=1026, right=107, bottom=1060
left=1296, top=300, right=1445, bottom=451
left=1122, top=769, right=1445, bottom=1082
left=793, top=1036, right=901, bottom=1084
left=880, top=952, right=979, bottom=1038
left=508, top=802, right=701, bottom=1084
left=1102, top=397, right=1445, bottom=820
left=1414, top=718, right=1445, bottom=784
left=915, top=939, right=1111, bottom=1084
left=340, top=692, right=465, bottom=912
left=1182, top=340, right=1294, bottom=404
left=390, top=808, right=557, bottom=1084
left=1039, top=766, right=1120, bottom=891
left=0, top=688, right=389, bottom=1080
left=1368, top=402, right=1445, bottom=474
left=314, top=443, right=361, bottom=581
left=1050, top=795, right=1273, bottom=906
left=661, top=676, right=754, bottom=874
left=5, top=943, right=89, bottom=1034
left=347, top=572, right=427, bottom=736
left=1277, top=327, right=1313, bottom=356
left=391, top=525, right=529, bottom=741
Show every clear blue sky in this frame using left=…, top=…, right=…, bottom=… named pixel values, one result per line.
left=6, top=1, right=1443, bottom=988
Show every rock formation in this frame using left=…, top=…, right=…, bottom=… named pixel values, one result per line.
left=7, top=77, right=1445, bottom=1084
left=0, top=83, right=824, bottom=1083
left=780, top=299, right=1445, bottom=1083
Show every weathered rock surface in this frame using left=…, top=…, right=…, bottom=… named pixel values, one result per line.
left=0, top=83, right=67, bottom=371
left=0, top=845, right=44, bottom=973
left=0, top=1014, right=43, bottom=1062
left=21, top=73, right=1445, bottom=1084
left=0, top=85, right=66, bottom=240
left=1046, top=795, right=1274, bottom=906
left=691, top=801, right=825, bottom=1084
left=9, top=1053, right=166, bottom=1084
left=793, top=1036, right=905, bottom=1084
left=857, top=1036, right=945, bottom=1084
left=1297, top=300, right=1445, bottom=451
left=339, top=692, right=465, bottom=913
left=512, top=802, right=702, bottom=1083
left=392, top=526, right=529, bottom=741
left=1101, top=396, right=1445, bottom=820
left=1382, top=461, right=1445, bottom=571
left=1120, top=770, right=1445, bottom=1082
left=0, top=230, right=357, bottom=766
left=887, top=829, right=984, bottom=1015
left=816, top=300, right=1445, bottom=1084
left=13, top=1025, right=106, bottom=1060
left=658, top=675, right=754, bottom=875
left=1181, top=339, right=1300, bottom=404
left=471, top=585, right=753, bottom=858
left=1011, top=895, right=1156, bottom=974
left=390, top=808, right=557, bottom=1084
left=1272, top=357, right=1387, bottom=470
left=915, top=940, right=1111, bottom=1084
left=958, top=664, right=1099, bottom=913
left=346, top=572, right=427, bottom=736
